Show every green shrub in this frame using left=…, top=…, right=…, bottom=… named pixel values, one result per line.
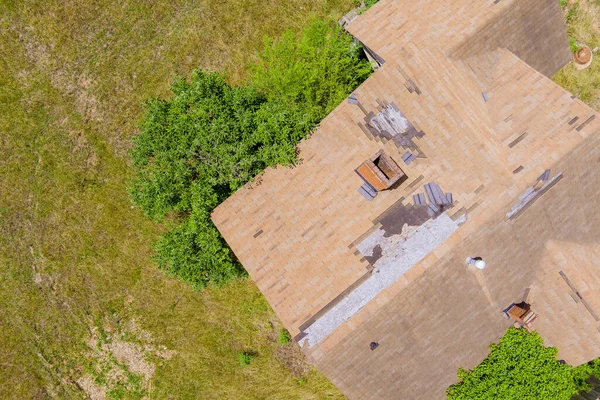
left=130, top=19, right=372, bottom=289
left=239, top=352, right=255, bottom=367
left=570, top=37, right=579, bottom=53
left=252, top=19, right=372, bottom=123
left=278, top=329, right=292, bottom=345
left=446, top=328, right=591, bottom=400
left=358, top=0, right=379, bottom=14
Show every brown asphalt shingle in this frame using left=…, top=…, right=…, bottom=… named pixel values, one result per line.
left=212, top=0, right=600, bottom=398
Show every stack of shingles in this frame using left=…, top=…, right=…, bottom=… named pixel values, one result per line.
left=413, top=182, right=452, bottom=216
left=401, top=151, right=418, bottom=165
left=358, top=181, right=378, bottom=201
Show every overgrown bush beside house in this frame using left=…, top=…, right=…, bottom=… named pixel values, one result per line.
left=129, top=19, right=372, bottom=289
left=446, top=328, right=594, bottom=400
left=252, top=19, right=372, bottom=123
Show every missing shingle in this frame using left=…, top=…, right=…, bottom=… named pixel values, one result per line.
left=513, top=166, right=524, bottom=174
left=466, top=202, right=480, bottom=214
left=576, top=115, right=596, bottom=132
left=474, top=184, right=485, bottom=194
left=559, top=271, right=600, bottom=321
left=407, top=174, right=425, bottom=189
left=407, top=79, right=421, bottom=95
left=253, top=229, right=264, bottom=238
left=508, top=132, right=528, bottom=148
left=568, top=116, right=579, bottom=125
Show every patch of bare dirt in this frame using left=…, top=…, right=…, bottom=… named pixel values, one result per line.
left=78, top=318, right=177, bottom=399
left=15, top=25, right=104, bottom=124
left=274, top=343, right=311, bottom=378
left=76, top=376, right=106, bottom=400
left=104, top=341, right=154, bottom=381
left=266, top=319, right=312, bottom=378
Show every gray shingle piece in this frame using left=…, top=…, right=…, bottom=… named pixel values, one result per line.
left=402, top=151, right=412, bottom=162
left=538, top=169, right=551, bottom=182
left=433, top=183, right=450, bottom=205
left=424, top=183, right=435, bottom=204
left=413, top=193, right=426, bottom=205
left=358, top=186, right=375, bottom=201
left=348, top=93, right=359, bottom=104
left=427, top=203, right=440, bottom=216
left=446, top=193, right=453, bottom=204
left=362, top=183, right=378, bottom=197
left=425, top=182, right=449, bottom=205
left=406, top=153, right=418, bottom=164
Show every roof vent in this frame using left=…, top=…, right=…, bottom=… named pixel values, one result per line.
left=370, top=342, right=379, bottom=351
left=356, top=149, right=405, bottom=191
left=466, top=257, right=486, bottom=270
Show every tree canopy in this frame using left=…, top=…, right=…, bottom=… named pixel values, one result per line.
left=129, top=19, right=372, bottom=289
left=446, top=328, right=592, bottom=400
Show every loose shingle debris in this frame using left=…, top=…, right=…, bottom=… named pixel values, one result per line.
left=358, top=183, right=378, bottom=201
left=413, top=182, right=453, bottom=216
left=507, top=170, right=563, bottom=220
left=363, top=103, right=425, bottom=149
left=402, top=151, right=418, bottom=165
left=537, top=169, right=551, bottom=182
left=413, top=193, right=426, bottom=206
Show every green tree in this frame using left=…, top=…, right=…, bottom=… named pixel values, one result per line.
left=252, top=18, right=372, bottom=123
left=447, top=328, right=591, bottom=400
left=129, top=20, right=372, bottom=289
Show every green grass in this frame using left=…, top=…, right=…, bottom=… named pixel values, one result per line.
left=554, top=1, right=600, bottom=109
left=0, top=0, right=356, bottom=398
left=278, top=329, right=292, bottom=346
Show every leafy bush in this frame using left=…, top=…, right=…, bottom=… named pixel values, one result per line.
left=252, top=19, right=372, bottom=123
left=278, top=329, right=292, bottom=345
left=239, top=352, right=255, bottom=367
left=358, top=0, right=380, bottom=14
left=446, top=328, right=591, bottom=400
left=129, top=19, right=372, bottom=289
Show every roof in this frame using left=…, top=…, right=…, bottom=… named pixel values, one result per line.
left=212, top=0, right=600, bottom=397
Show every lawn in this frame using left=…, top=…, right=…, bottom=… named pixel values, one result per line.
left=0, top=0, right=356, bottom=398
left=554, top=0, right=600, bottom=108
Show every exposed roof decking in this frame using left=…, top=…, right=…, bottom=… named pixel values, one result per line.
left=213, top=50, right=515, bottom=336
left=213, top=42, right=599, bottom=338
left=308, top=128, right=600, bottom=399
left=211, top=0, right=600, bottom=398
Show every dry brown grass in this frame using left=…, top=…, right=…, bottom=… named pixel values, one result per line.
left=0, top=0, right=357, bottom=398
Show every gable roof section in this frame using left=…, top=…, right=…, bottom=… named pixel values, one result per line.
left=212, top=0, right=600, bottom=398
left=307, top=124, right=600, bottom=398
left=347, top=0, right=570, bottom=79
left=212, top=48, right=509, bottom=337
